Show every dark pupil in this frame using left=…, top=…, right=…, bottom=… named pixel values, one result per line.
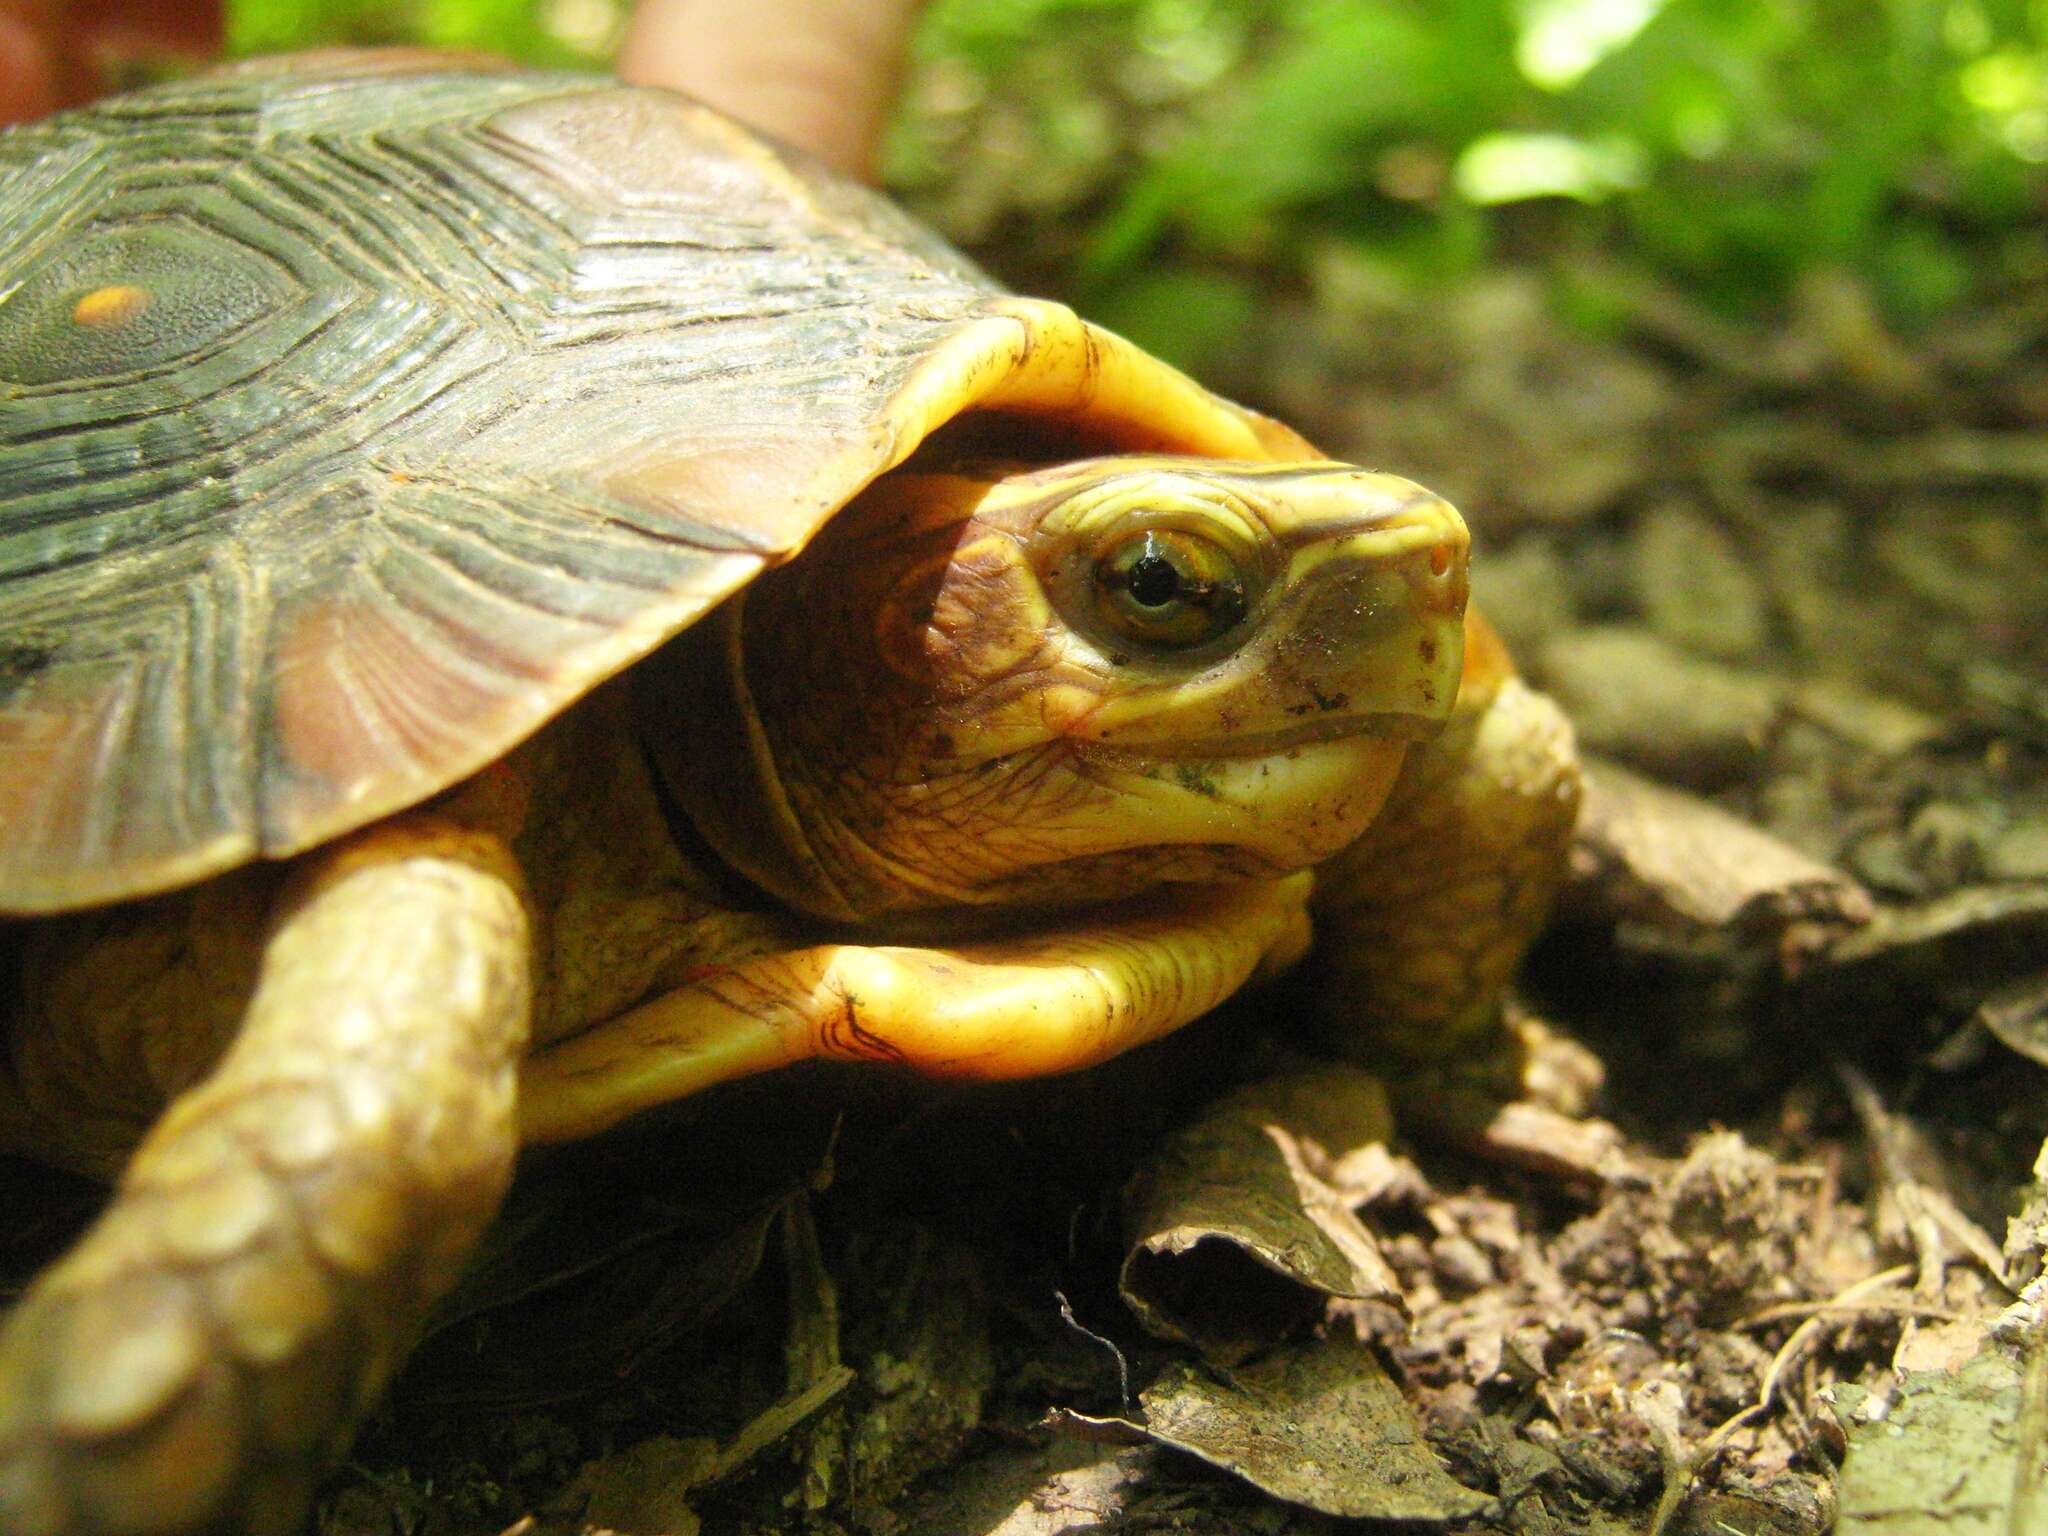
left=1126, top=553, right=1182, bottom=607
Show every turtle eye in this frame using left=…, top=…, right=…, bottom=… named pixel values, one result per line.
left=1092, top=529, right=1248, bottom=649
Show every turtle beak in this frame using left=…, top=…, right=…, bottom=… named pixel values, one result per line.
left=1262, top=472, right=1469, bottom=741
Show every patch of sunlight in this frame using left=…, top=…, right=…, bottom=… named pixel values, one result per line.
left=540, top=0, right=624, bottom=55
left=1516, top=0, right=1671, bottom=90
left=1944, top=0, right=1993, bottom=56
left=1671, top=100, right=1730, bottom=159
left=1959, top=47, right=2048, bottom=160
left=1960, top=48, right=2040, bottom=112
left=1452, top=131, right=1647, bottom=205
left=2001, top=108, right=2048, bottom=160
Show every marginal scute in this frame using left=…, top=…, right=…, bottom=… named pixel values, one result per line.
left=484, top=86, right=812, bottom=216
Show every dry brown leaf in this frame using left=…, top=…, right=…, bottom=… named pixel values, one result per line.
left=1119, top=1064, right=1399, bottom=1363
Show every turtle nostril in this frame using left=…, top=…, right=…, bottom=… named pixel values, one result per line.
left=1427, top=543, right=1454, bottom=578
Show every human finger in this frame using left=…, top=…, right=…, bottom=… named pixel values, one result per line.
left=616, top=0, right=927, bottom=182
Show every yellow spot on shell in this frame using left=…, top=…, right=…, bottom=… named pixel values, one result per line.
left=71, top=283, right=151, bottom=329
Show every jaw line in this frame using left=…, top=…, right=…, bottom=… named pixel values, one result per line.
left=859, top=724, right=1408, bottom=925
left=1070, top=711, right=1446, bottom=763
left=864, top=868, right=1310, bottom=951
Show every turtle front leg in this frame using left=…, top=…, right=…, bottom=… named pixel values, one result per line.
left=519, top=875, right=1312, bottom=1144
left=1308, top=619, right=1582, bottom=1145
left=0, top=820, right=531, bottom=1536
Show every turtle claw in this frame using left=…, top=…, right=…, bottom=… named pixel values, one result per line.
left=0, top=1240, right=328, bottom=1536
left=0, top=823, right=530, bottom=1536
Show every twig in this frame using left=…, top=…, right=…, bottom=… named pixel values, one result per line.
left=1736, top=1296, right=1963, bottom=1329
left=1699, top=1264, right=1916, bottom=1462
left=1056, top=1289, right=1132, bottom=1413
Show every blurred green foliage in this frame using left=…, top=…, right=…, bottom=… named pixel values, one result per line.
left=888, top=0, right=2048, bottom=334
left=227, top=0, right=2048, bottom=352
left=228, top=0, right=618, bottom=68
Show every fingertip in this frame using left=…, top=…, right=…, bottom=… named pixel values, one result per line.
left=617, top=0, right=926, bottom=181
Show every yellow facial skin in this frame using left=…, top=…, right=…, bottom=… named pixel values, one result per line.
left=661, top=456, right=1469, bottom=922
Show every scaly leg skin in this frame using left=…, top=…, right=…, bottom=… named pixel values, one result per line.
left=0, top=820, right=531, bottom=1536
left=1307, top=615, right=1584, bottom=1149
left=519, top=875, right=1313, bottom=1145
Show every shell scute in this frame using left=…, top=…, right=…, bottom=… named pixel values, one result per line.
left=0, top=218, right=290, bottom=388
left=0, top=69, right=1012, bottom=913
left=0, top=65, right=1282, bottom=915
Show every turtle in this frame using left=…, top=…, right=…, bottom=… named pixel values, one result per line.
left=0, top=52, right=1581, bottom=1536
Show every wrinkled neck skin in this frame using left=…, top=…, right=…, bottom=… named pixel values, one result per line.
left=642, top=453, right=1468, bottom=927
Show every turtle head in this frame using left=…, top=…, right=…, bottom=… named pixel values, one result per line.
left=649, top=456, right=1468, bottom=922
